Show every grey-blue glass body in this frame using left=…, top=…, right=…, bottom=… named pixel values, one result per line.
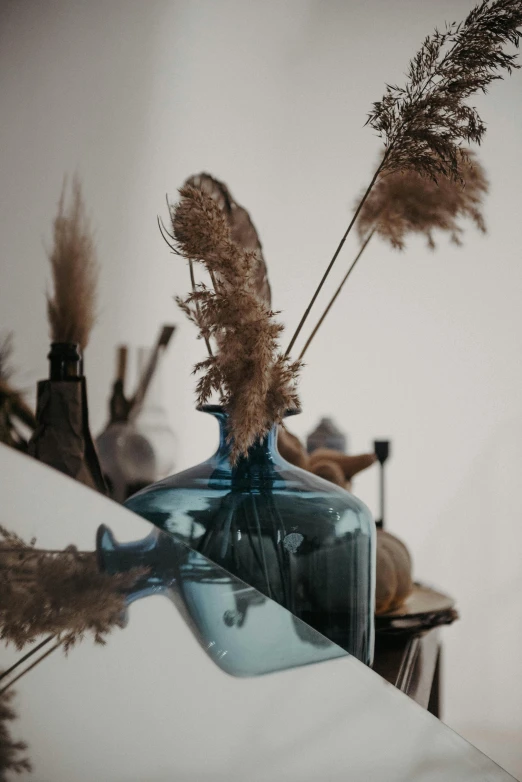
left=124, top=406, right=376, bottom=664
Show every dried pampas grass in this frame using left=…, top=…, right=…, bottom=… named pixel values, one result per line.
left=357, top=150, right=489, bottom=250
left=184, top=173, right=272, bottom=306
left=47, top=176, right=98, bottom=351
left=299, top=151, right=489, bottom=358
left=0, top=686, right=30, bottom=779
left=0, top=334, right=36, bottom=451
left=0, top=527, right=140, bottom=651
left=368, top=0, right=522, bottom=181
left=170, top=185, right=300, bottom=462
left=286, top=0, right=522, bottom=356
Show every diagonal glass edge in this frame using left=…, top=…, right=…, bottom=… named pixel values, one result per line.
left=97, top=522, right=348, bottom=677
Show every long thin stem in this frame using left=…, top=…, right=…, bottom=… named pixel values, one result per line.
left=157, top=216, right=180, bottom=255
left=251, top=494, right=272, bottom=599
left=0, top=639, right=63, bottom=696
left=208, top=269, right=221, bottom=294
left=379, top=462, right=385, bottom=529
left=189, top=260, right=214, bottom=358
left=284, top=154, right=387, bottom=357
left=298, top=228, right=376, bottom=360
left=285, top=17, right=479, bottom=361
left=0, top=635, right=55, bottom=683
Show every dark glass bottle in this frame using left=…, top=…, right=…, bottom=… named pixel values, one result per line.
left=28, top=342, right=107, bottom=494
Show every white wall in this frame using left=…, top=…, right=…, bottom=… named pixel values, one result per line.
left=1, top=0, right=522, bottom=776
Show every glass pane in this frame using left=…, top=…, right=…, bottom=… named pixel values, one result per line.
left=97, top=523, right=347, bottom=676
left=0, top=445, right=515, bottom=781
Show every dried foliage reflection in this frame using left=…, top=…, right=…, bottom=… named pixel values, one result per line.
left=0, top=686, right=30, bottom=780
left=0, top=527, right=141, bottom=651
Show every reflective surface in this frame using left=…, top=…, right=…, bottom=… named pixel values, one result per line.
left=125, top=406, right=375, bottom=663
left=98, top=524, right=346, bottom=676
left=0, top=445, right=516, bottom=781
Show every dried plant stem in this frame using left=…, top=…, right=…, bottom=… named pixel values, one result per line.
left=189, top=260, right=214, bottom=359
left=0, top=636, right=55, bottom=683
left=208, top=268, right=221, bottom=294
left=0, top=640, right=63, bottom=696
left=157, top=215, right=179, bottom=255
left=288, top=0, right=522, bottom=357
left=298, top=228, right=376, bottom=360
left=285, top=155, right=388, bottom=357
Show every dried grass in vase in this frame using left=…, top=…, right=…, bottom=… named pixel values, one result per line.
left=287, top=0, right=522, bottom=357
left=168, top=183, right=300, bottom=462
left=300, top=151, right=489, bottom=358
left=183, top=173, right=272, bottom=306
left=357, top=150, right=489, bottom=250
left=47, top=176, right=98, bottom=351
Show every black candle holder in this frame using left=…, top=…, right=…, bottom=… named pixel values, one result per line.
left=373, top=440, right=391, bottom=529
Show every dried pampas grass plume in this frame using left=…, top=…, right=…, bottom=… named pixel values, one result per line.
left=286, top=0, right=522, bottom=356
left=0, top=526, right=140, bottom=651
left=368, top=0, right=522, bottom=180
left=184, top=173, right=272, bottom=305
left=47, top=176, right=98, bottom=351
left=170, top=185, right=300, bottom=462
left=0, top=333, right=36, bottom=451
left=357, top=150, right=489, bottom=250
left=299, top=151, right=489, bottom=359
left=0, top=686, right=30, bottom=778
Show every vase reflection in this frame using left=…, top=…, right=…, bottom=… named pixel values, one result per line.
left=97, top=524, right=347, bottom=676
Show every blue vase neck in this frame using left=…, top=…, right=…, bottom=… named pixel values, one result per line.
left=200, top=405, right=280, bottom=473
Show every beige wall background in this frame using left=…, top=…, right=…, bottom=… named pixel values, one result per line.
left=1, top=0, right=522, bottom=776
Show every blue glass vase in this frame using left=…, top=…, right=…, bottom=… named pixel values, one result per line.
left=97, top=525, right=349, bottom=676
left=124, top=405, right=375, bottom=663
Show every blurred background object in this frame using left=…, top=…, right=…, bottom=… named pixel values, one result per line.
left=28, top=341, right=107, bottom=494
left=96, top=327, right=176, bottom=501
left=0, top=333, right=36, bottom=452
left=27, top=178, right=107, bottom=493
left=116, top=344, right=177, bottom=494
left=306, top=416, right=347, bottom=453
